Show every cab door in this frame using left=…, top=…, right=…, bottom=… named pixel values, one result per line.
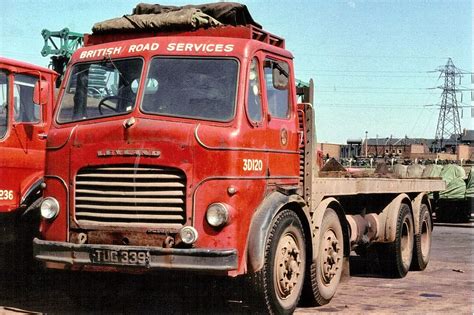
left=0, top=71, right=47, bottom=211
left=259, top=55, right=300, bottom=183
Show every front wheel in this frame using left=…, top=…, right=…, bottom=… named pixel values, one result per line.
left=249, top=209, right=306, bottom=314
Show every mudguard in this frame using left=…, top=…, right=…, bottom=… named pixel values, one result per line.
left=20, top=178, right=43, bottom=209
left=246, top=191, right=309, bottom=273
left=382, top=193, right=412, bottom=242
left=311, top=197, right=350, bottom=258
left=411, top=193, right=431, bottom=234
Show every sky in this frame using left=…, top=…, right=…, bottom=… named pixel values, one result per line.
left=0, top=0, right=472, bottom=143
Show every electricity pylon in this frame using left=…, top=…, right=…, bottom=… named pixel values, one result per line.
left=434, top=58, right=463, bottom=151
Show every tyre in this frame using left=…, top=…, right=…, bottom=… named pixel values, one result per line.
left=411, top=204, right=432, bottom=271
left=301, top=208, right=344, bottom=306
left=377, top=203, right=414, bottom=278
left=249, top=209, right=306, bottom=314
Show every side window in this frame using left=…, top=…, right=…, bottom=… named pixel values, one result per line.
left=247, top=58, right=263, bottom=123
left=13, top=74, right=40, bottom=123
left=0, top=70, right=8, bottom=138
left=264, top=59, right=289, bottom=119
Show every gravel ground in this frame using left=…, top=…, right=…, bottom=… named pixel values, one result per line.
left=0, top=221, right=472, bottom=314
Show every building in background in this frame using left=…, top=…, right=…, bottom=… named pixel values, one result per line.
left=360, top=130, right=473, bottom=162
left=340, top=139, right=362, bottom=159
left=318, top=130, right=473, bottom=164
left=316, top=143, right=342, bottom=160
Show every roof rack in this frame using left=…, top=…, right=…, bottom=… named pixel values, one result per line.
left=84, top=25, right=285, bottom=49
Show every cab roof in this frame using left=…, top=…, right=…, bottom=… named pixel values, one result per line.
left=85, top=25, right=284, bottom=48
left=74, top=25, right=292, bottom=63
left=0, top=57, right=57, bottom=75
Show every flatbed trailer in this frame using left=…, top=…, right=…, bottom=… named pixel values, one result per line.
left=313, top=178, right=444, bottom=197
left=33, top=3, right=445, bottom=314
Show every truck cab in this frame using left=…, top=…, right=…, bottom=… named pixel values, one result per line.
left=36, top=25, right=300, bottom=268
left=0, top=57, right=57, bottom=268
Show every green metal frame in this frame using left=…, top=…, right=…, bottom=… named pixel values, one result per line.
left=41, top=28, right=84, bottom=58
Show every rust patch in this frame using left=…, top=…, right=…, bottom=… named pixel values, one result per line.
left=70, top=230, right=182, bottom=248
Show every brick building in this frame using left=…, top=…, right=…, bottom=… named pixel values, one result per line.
left=362, top=137, right=431, bottom=159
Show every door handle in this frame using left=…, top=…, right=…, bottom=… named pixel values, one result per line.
left=38, top=132, right=48, bottom=140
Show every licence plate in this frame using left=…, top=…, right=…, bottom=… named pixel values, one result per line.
left=90, top=249, right=149, bottom=266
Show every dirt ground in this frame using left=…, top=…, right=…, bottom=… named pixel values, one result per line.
left=296, top=224, right=473, bottom=314
left=0, top=222, right=472, bottom=314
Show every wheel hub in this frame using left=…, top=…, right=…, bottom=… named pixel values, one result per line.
left=276, top=234, right=302, bottom=298
left=321, top=230, right=342, bottom=283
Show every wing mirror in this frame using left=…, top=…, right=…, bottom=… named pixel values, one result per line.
left=33, top=79, right=50, bottom=105
left=263, top=60, right=289, bottom=90
left=271, top=61, right=289, bottom=90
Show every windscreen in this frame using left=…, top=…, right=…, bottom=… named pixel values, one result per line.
left=141, top=58, right=238, bottom=122
left=57, top=58, right=143, bottom=123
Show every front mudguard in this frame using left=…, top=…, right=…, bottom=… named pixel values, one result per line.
left=246, top=191, right=309, bottom=273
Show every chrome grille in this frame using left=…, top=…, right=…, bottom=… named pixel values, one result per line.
left=75, top=165, right=186, bottom=227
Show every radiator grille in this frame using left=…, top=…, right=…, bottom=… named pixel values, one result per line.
left=75, top=165, right=186, bottom=227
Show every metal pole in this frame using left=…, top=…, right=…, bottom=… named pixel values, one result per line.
left=365, top=131, right=368, bottom=158
left=376, top=134, right=378, bottom=157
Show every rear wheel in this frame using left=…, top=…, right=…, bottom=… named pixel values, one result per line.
left=302, top=208, right=344, bottom=306
left=378, top=204, right=414, bottom=278
left=249, top=209, right=306, bottom=314
left=411, top=204, right=432, bottom=271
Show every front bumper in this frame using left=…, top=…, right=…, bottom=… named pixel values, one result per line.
left=33, top=238, right=238, bottom=272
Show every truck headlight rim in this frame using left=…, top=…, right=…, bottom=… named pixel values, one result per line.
left=40, top=197, right=60, bottom=220
left=206, top=203, right=229, bottom=228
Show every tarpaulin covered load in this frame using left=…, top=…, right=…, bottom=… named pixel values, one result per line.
left=423, top=164, right=443, bottom=199
left=421, top=164, right=443, bottom=178
left=465, top=167, right=474, bottom=199
left=439, top=164, right=466, bottom=200
left=393, top=164, right=408, bottom=178
left=133, top=2, right=261, bottom=27
left=92, top=2, right=261, bottom=34
left=407, top=164, right=425, bottom=178
left=393, top=164, right=425, bottom=178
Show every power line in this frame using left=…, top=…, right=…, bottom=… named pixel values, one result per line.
left=314, top=85, right=433, bottom=90
left=316, top=90, right=438, bottom=95
left=316, top=103, right=440, bottom=108
left=299, top=69, right=435, bottom=74
left=410, top=92, right=434, bottom=135
left=296, top=72, right=437, bottom=78
left=425, top=104, right=473, bottom=108
left=295, top=53, right=448, bottom=60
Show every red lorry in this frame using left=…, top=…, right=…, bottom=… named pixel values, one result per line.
left=33, top=4, right=445, bottom=313
left=0, top=57, right=57, bottom=269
